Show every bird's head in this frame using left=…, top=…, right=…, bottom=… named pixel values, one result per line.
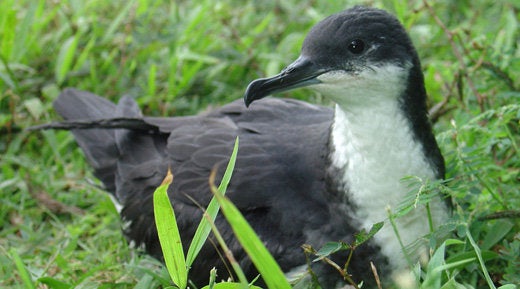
left=244, top=6, right=423, bottom=108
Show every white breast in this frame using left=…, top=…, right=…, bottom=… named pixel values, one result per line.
left=315, top=64, right=449, bottom=276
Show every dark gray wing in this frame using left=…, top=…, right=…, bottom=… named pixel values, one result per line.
left=50, top=88, right=337, bottom=285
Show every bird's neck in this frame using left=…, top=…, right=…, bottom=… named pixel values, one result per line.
left=328, top=79, right=448, bottom=275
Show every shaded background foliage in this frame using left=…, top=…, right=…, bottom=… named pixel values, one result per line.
left=0, top=0, right=518, bottom=288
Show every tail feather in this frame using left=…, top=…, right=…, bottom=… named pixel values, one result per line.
left=53, top=89, right=122, bottom=193
left=51, top=88, right=167, bottom=202
left=54, top=88, right=117, bottom=120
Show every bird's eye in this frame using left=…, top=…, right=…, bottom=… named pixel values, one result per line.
left=348, top=39, right=365, bottom=54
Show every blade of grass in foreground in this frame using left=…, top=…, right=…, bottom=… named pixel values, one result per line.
left=9, top=248, right=37, bottom=289
left=186, top=137, right=239, bottom=267
left=154, top=169, right=188, bottom=289
left=210, top=171, right=292, bottom=289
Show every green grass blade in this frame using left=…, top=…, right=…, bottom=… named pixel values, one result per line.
left=101, top=0, right=136, bottom=44
left=147, top=63, right=157, bottom=98
left=154, top=170, right=188, bottom=289
left=203, top=210, right=249, bottom=288
left=9, top=248, right=36, bottom=289
left=421, top=242, right=445, bottom=289
left=211, top=168, right=292, bottom=289
left=186, top=137, right=239, bottom=267
left=466, top=225, right=497, bottom=289
left=55, top=35, right=78, bottom=85
left=37, top=277, right=72, bottom=289
left=0, top=61, right=17, bottom=90
left=0, top=0, right=16, bottom=61
left=133, top=274, right=156, bottom=289
left=11, top=0, right=40, bottom=62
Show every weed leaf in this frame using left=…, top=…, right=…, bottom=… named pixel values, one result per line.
left=154, top=169, right=188, bottom=288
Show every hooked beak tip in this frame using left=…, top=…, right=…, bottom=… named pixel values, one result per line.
left=243, top=79, right=264, bottom=107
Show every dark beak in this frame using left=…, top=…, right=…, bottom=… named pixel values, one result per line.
left=244, top=56, right=329, bottom=107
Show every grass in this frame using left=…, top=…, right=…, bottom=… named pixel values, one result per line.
left=1, top=0, right=519, bottom=288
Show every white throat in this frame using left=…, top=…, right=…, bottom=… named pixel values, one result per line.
left=315, top=64, right=448, bottom=275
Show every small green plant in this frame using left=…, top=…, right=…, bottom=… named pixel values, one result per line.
left=153, top=137, right=239, bottom=288
left=154, top=169, right=188, bottom=288
left=299, top=222, right=384, bottom=289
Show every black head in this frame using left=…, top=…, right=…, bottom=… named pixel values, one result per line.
left=301, top=6, right=417, bottom=71
left=244, top=6, right=422, bottom=106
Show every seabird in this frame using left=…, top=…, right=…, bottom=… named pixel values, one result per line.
left=42, top=6, right=450, bottom=288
